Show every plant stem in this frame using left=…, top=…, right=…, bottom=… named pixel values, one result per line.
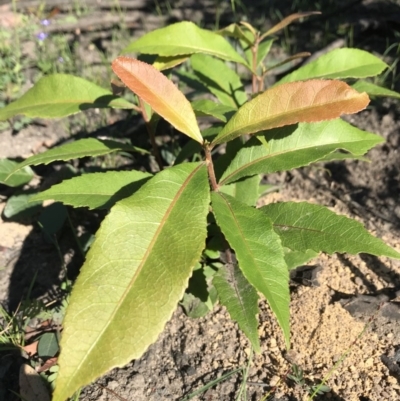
left=139, top=98, right=164, bottom=171
left=251, top=41, right=258, bottom=94
left=259, top=368, right=291, bottom=401
left=204, top=144, right=218, bottom=191
left=66, top=210, right=85, bottom=259
left=251, top=34, right=264, bottom=94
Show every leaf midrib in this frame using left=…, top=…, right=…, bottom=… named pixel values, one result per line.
left=219, top=139, right=374, bottom=185
left=225, top=265, right=250, bottom=329
left=71, top=163, right=204, bottom=385
left=274, top=222, right=373, bottom=249
left=219, top=96, right=363, bottom=142
left=218, top=193, right=280, bottom=296
left=120, top=63, right=199, bottom=139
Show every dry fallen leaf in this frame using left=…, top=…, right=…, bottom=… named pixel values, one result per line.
left=23, top=341, right=38, bottom=357
left=19, top=364, right=51, bottom=401
left=37, top=357, right=58, bottom=373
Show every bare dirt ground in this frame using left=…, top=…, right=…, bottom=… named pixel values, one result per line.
left=1, top=1, right=400, bottom=400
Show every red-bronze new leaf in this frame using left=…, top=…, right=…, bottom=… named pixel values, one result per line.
left=112, top=57, right=203, bottom=143
left=212, top=79, right=370, bottom=145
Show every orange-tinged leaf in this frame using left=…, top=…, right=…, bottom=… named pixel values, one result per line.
left=261, top=11, right=321, bottom=39
left=112, top=57, right=203, bottom=143
left=37, top=357, right=58, bottom=373
left=212, top=80, right=370, bottom=145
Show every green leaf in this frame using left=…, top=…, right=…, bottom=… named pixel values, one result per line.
left=31, top=171, right=152, bottom=210
left=212, top=80, right=369, bottom=145
left=220, top=175, right=260, bottom=206
left=53, top=162, right=210, bottom=401
left=0, top=74, right=135, bottom=121
left=123, top=21, right=248, bottom=66
left=218, top=120, right=383, bottom=185
left=256, top=39, right=274, bottom=67
left=181, top=265, right=218, bottom=318
left=180, top=288, right=218, bottom=318
left=284, top=248, right=318, bottom=270
left=218, top=23, right=253, bottom=45
left=175, top=70, right=209, bottom=95
left=241, top=38, right=274, bottom=68
left=174, top=140, right=203, bottom=165
left=191, top=54, right=248, bottom=108
left=277, top=48, right=388, bottom=84
left=213, top=262, right=260, bottom=353
left=261, top=11, right=321, bottom=39
left=211, top=192, right=290, bottom=347
left=259, top=183, right=281, bottom=196
left=214, top=137, right=248, bottom=181
left=315, top=150, right=368, bottom=163
left=39, top=203, right=67, bottom=241
left=352, top=80, right=400, bottom=99
left=38, top=333, right=59, bottom=358
left=261, top=201, right=400, bottom=259
left=3, top=192, right=42, bottom=220
left=192, top=99, right=236, bottom=122
left=152, top=54, right=189, bottom=70
left=5, top=139, right=145, bottom=181
left=174, top=126, right=222, bottom=165
left=0, top=158, right=34, bottom=187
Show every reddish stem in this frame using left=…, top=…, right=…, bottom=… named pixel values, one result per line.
left=204, top=144, right=218, bottom=191
left=139, top=98, right=164, bottom=171
left=251, top=34, right=261, bottom=95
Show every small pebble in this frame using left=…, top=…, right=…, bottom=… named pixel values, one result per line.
left=364, top=357, right=374, bottom=368
left=354, top=277, right=363, bottom=286
left=269, top=375, right=280, bottom=386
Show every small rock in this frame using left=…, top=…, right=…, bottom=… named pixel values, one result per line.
left=387, top=376, right=398, bottom=385
left=108, top=380, right=118, bottom=390
left=184, top=366, right=196, bottom=376
left=354, top=277, right=363, bottom=286
left=269, top=375, right=280, bottom=386
left=364, top=358, right=374, bottom=368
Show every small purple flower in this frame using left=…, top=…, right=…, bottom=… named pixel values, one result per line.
left=36, top=32, right=48, bottom=41
left=40, top=19, right=51, bottom=26
left=58, top=57, right=64, bottom=63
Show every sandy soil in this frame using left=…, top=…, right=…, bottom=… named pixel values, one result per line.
left=1, top=1, right=400, bottom=400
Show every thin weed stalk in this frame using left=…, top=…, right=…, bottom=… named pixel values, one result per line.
left=258, top=368, right=291, bottom=401
left=180, top=367, right=243, bottom=401
left=66, top=210, right=85, bottom=259
left=9, top=390, right=30, bottom=401
left=11, top=0, right=23, bottom=89
left=0, top=302, right=23, bottom=347
left=235, top=347, right=253, bottom=401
